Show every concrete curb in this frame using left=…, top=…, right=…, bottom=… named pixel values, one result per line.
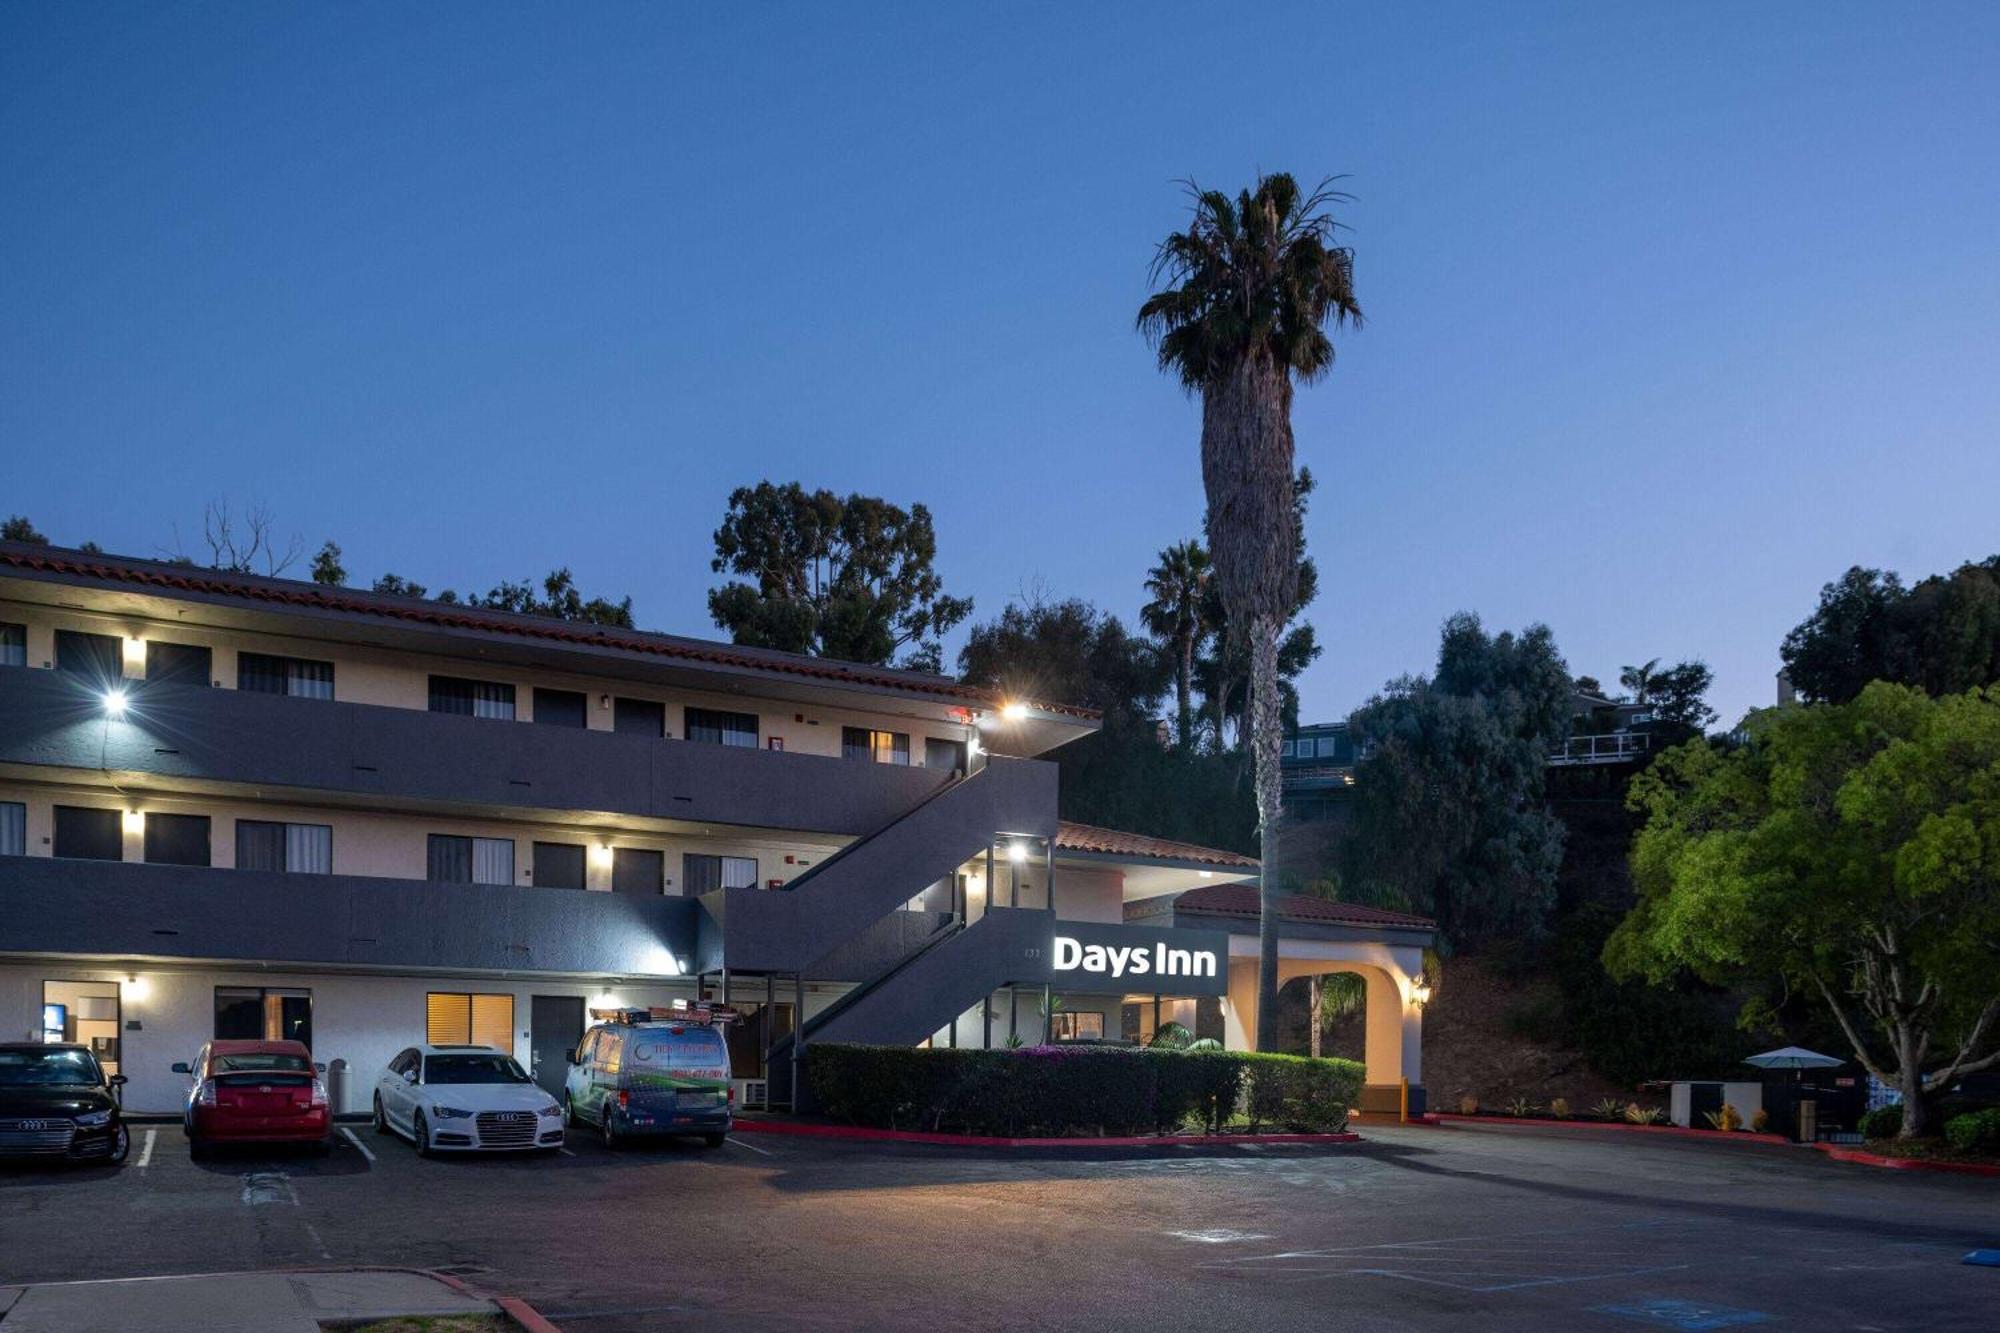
left=732, top=1119, right=1361, bottom=1149
left=1431, top=1113, right=2000, bottom=1179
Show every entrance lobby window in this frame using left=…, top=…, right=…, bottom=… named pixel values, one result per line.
left=1049, top=1012, right=1104, bottom=1041
left=215, top=987, right=313, bottom=1049
left=43, top=980, right=121, bottom=1077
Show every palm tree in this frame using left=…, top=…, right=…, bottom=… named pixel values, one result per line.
left=1141, top=540, right=1213, bottom=749
left=1139, top=173, right=1361, bottom=1051
left=1620, top=659, right=1662, bottom=704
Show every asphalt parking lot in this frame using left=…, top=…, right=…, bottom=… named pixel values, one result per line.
left=1, top=1119, right=1994, bottom=1331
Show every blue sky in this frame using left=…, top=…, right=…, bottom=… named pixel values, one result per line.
left=4, top=3, right=1996, bottom=727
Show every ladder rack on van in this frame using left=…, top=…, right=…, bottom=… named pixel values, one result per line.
left=589, top=1003, right=740, bottom=1026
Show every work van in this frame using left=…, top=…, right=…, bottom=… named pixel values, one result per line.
left=564, top=1008, right=733, bottom=1148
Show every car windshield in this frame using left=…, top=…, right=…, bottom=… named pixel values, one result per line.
left=423, top=1053, right=531, bottom=1085
left=0, top=1048, right=100, bottom=1087
left=214, top=1053, right=311, bottom=1074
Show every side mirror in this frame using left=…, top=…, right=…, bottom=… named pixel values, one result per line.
left=170, top=1062, right=191, bottom=1075
left=108, top=1074, right=128, bottom=1087
left=564, top=1049, right=577, bottom=1066
left=403, top=1069, right=418, bottom=1084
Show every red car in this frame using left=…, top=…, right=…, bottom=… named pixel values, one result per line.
left=176, top=1039, right=331, bottom=1157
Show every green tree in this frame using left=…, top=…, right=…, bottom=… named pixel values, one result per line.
left=1140, top=173, right=1360, bottom=1050
left=1781, top=556, right=2000, bottom=703
left=1141, top=540, right=1213, bottom=750
left=708, top=481, right=971, bottom=669
left=310, top=541, right=347, bottom=587
left=469, top=568, right=634, bottom=627
left=1342, top=614, right=1573, bottom=947
left=372, top=573, right=429, bottom=598
left=1643, top=660, right=1717, bottom=737
left=2, top=516, right=49, bottom=544
left=1619, top=659, right=1662, bottom=704
left=958, top=596, right=1254, bottom=853
left=1607, top=683, right=2000, bottom=1139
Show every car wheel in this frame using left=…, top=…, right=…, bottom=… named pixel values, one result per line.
left=414, top=1109, right=435, bottom=1158
left=188, top=1135, right=208, bottom=1161
left=702, top=1132, right=725, bottom=1149
left=601, top=1108, right=621, bottom=1151
left=373, top=1095, right=391, bottom=1136
left=563, top=1093, right=576, bottom=1129
left=108, top=1123, right=130, bottom=1164
left=309, top=1136, right=331, bottom=1158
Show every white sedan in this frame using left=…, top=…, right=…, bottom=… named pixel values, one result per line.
left=372, top=1044, right=565, bottom=1154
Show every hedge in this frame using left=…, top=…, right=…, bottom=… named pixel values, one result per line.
left=1944, top=1107, right=2000, bottom=1154
left=804, top=1043, right=1362, bottom=1137
left=1858, top=1105, right=1904, bottom=1140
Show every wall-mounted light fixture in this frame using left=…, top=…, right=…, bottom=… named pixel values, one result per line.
left=122, top=637, right=147, bottom=673
left=102, top=688, right=129, bottom=719
left=1006, top=840, right=1029, bottom=864
left=589, top=843, right=615, bottom=868
left=1000, top=701, right=1029, bottom=722
left=122, top=809, right=145, bottom=835
left=122, top=975, right=150, bottom=1002
left=1408, top=976, right=1433, bottom=1007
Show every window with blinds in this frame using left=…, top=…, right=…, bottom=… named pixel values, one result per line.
left=428, top=675, right=516, bottom=720
left=236, top=821, right=332, bottom=874
left=426, top=992, right=514, bottom=1050
left=238, top=652, right=335, bottom=700
left=685, top=706, right=758, bottom=747
left=682, top=852, right=758, bottom=895
left=842, top=726, right=910, bottom=765
left=0, top=802, right=24, bottom=857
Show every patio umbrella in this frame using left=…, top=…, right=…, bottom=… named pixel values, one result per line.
left=1743, top=1046, right=1844, bottom=1070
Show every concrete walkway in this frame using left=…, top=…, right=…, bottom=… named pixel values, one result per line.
left=0, top=1268, right=502, bottom=1331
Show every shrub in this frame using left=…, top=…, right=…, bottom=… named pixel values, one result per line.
left=1458, top=1094, right=1480, bottom=1115
left=1507, top=1096, right=1539, bottom=1118
left=1549, top=1097, right=1571, bottom=1119
left=1592, top=1097, right=1626, bottom=1121
left=1858, top=1105, right=1905, bottom=1141
left=1750, top=1107, right=1769, bottom=1133
left=1238, top=1052, right=1364, bottom=1133
left=1624, top=1102, right=1664, bottom=1125
left=1703, top=1103, right=1742, bottom=1132
left=1944, top=1107, right=2000, bottom=1154
left=805, top=1043, right=1354, bottom=1137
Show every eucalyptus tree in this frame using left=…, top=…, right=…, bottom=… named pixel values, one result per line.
left=1139, top=173, right=1361, bottom=1050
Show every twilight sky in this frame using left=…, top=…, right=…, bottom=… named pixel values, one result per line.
left=4, top=3, right=1996, bottom=727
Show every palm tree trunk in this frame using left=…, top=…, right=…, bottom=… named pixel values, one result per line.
left=1177, top=632, right=1196, bottom=749
left=1250, top=612, right=1284, bottom=1052
left=1309, top=974, right=1322, bottom=1059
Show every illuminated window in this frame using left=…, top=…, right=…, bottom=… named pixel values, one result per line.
left=842, top=726, right=910, bottom=765
left=426, top=992, right=514, bottom=1050
left=1050, top=1011, right=1105, bottom=1041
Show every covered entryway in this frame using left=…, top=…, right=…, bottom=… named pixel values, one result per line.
left=1126, top=882, right=1433, bottom=1114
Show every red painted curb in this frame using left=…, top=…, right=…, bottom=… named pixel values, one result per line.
left=498, top=1293, right=566, bottom=1332
left=732, top=1119, right=1360, bottom=1149
left=1810, top=1143, right=2000, bottom=1178
left=1434, top=1112, right=1788, bottom=1144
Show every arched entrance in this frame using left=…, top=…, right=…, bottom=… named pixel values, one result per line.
left=1220, top=940, right=1425, bottom=1111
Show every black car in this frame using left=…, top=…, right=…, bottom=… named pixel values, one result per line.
left=0, top=1044, right=130, bottom=1164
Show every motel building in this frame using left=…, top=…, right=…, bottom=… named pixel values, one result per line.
left=0, top=541, right=1433, bottom=1119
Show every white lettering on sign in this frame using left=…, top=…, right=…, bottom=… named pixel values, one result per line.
left=1051, top=936, right=1218, bottom=981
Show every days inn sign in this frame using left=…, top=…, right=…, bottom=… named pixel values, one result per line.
left=1036, top=921, right=1229, bottom=997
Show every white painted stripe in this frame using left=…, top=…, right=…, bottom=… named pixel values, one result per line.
left=727, top=1135, right=775, bottom=1157
left=136, top=1127, right=155, bottom=1168
left=339, top=1126, right=375, bottom=1162
left=558, top=1147, right=576, bottom=1157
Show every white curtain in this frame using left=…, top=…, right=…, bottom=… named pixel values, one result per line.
left=472, top=836, right=515, bottom=885
left=286, top=823, right=332, bottom=874
left=0, top=802, right=24, bottom=857
left=472, top=682, right=515, bottom=720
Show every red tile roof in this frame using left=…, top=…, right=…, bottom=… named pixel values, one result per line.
left=1156, top=881, right=1435, bottom=931
left=0, top=542, right=1100, bottom=720
left=1054, top=821, right=1259, bottom=869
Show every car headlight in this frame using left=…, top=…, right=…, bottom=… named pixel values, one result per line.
left=74, top=1109, right=112, bottom=1128
left=539, top=1102, right=563, bottom=1118
left=433, top=1105, right=474, bottom=1119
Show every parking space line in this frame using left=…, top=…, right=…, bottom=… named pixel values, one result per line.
left=558, top=1146, right=575, bottom=1156
left=728, top=1135, right=775, bottom=1157
left=339, top=1126, right=376, bottom=1162
left=135, top=1127, right=155, bottom=1168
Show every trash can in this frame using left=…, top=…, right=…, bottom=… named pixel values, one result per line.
left=1796, top=1098, right=1817, bottom=1143
left=327, top=1058, right=349, bottom=1117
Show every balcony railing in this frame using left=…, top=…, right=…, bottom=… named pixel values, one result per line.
left=1549, top=732, right=1651, bottom=765
left=0, top=664, right=946, bottom=835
